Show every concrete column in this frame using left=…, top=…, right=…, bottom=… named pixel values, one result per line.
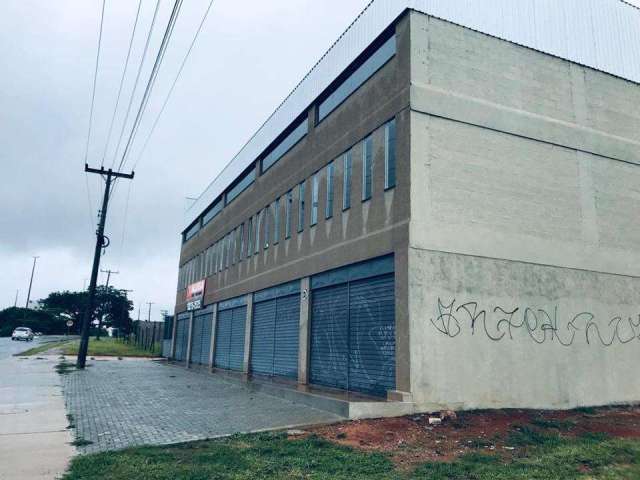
left=185, top=311, right=194, bottom=368
left=169, top=314, right=178, bottom=359
left=208, top=304, right=218, bottom=372
left=242, top=294, right=254, bottom=375
left=298, top=277, right=311, bottom=385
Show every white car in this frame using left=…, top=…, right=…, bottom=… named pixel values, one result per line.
left=11, top=327, right=34, bottom=341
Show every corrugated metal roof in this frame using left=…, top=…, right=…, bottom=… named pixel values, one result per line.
left=184, top=0, right=640, bottom=230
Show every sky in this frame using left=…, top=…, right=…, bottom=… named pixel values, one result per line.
left=0, top=0, right=371, bottom=320
left=1, top=0, right=638, bottom=321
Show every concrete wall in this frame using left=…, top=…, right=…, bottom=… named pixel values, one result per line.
left=408, top=12, right=640, bottom=409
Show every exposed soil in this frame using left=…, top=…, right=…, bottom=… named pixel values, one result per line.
left=304, top=405, right=640, bottom=470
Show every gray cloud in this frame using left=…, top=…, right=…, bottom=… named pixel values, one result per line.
left=0, top=0, right=370, bottom=318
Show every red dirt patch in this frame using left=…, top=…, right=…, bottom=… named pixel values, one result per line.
left=305, top=405, right=640, bottom=470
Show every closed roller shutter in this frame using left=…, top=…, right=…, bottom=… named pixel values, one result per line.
left=199, top=313, right=212, bottom=365
left=190, top=314, right=203, bottom=364
left=273, top=294, right=299, bottom=378
left=250, top=292, right=300, bottom=379
left=309, top=256, right=395, bottom=397
left=190, top=309, right=213, bottom=366
left=310, top=284, right=349, bottom=390
left=250, top=300, right=276, bottom=375
left=229, top=306, right=247, bottom=371
left=348, top=274, right=396, bottom=396
left=174, top=316, right=188, bottom=362
left=214, top=309, right=232, bottom=369
left=214, top=304, right=246, bottom=372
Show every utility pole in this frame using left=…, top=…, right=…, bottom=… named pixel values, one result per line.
left=25, top=256, right=39, bottom=309
left=147, top=302, right=155, bottom=322
left=14, top=290, right=19, bottom=308
left=77, top=164, right=134, bottom=369
left=96, top=269, right=119, bottom=340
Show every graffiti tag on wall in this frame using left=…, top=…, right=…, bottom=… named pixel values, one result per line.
left=431, top=298, right=640, bottom=347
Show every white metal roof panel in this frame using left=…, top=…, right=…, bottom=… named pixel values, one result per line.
left=184, top=0, right=640, bottom=230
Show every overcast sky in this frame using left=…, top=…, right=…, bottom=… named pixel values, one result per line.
left=1, top=0, right=638, bottom=321
left=0, top=0, right=371, bottom=320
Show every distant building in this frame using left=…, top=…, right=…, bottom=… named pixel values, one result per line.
left=171, top=1, right=640, bottom=413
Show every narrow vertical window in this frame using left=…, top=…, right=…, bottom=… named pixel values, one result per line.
left=247, top=218, right=253, bottom=257
left=239, top=223, right=245, bottom=261
left=212, top=243, right=217, bottom=274
left=362, top=135, right=373, bottom=201
left=264, top=207, right=270, bottom=249
left=218, top=241, right=223, bottom=272
left=254, top=211, right=261, bottom=254
left=311, top=173, right=319, bottom=226
left=298, top=181, right=306, bottom=232
left=385, top=118, right=396, bottom=189
left=285, top=190, right=292, bottom=239
left=224, top=234, right=229, bottom=269
left=343, top=151, right=352, bottom=210
left=231, top=229, right=237, bottom=265
left=273, top=198, right=280, bottom=245
left=326, top=161, right=334, bottom=219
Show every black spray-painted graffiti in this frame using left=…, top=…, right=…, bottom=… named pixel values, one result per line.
left=431, top=298, right=640, bottom=347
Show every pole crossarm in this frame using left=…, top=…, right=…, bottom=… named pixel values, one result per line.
left=85, top=163, right=135, bottom=179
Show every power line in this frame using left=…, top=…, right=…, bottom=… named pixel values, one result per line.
left=83, top=0, right=106, bottom=167
left=117, top=0, right=184, bottom=173
left=133, top=0, right=216, bottom=171
left=83, top=0, right=107, bottom=231
left=109, top=0, right=162, bottom=171
left=99, top=0, right=143, bottom=168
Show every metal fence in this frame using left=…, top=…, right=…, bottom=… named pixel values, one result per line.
left=121, top=320, right=166, bottom=355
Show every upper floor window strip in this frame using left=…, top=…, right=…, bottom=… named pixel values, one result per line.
left=261, top=118, right=309, bottom=173
left=318, top=34, right=396, bottom=122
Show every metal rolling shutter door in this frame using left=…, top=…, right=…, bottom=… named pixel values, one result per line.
left=199, top=314, right=212, bottom=366
left=190, top=315, right=203, bottom=364
left=348, top=274, right=396, bottom=396
left=174, top=318, right=187, bottom=361
left=214, top=309, right=232, bottom=369
left=250, top=300, right=276, bottom=376
left=228, top=306, right=246, bottom=371
left=273, top=294, right=300, bottom=378
left=310, top=284, right=349, bottom=390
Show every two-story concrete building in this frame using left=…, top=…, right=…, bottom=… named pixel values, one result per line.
left=171, top=0, right=640, bottom=415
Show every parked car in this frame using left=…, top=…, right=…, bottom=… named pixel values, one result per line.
left=11, top=327, right=34, bottom=341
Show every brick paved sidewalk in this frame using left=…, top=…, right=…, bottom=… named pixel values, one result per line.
left=61, top=359, right=342, bottom=453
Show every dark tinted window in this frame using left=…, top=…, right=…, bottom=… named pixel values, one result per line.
left=261, top=118, right=308, bottom=172
left=298, top=181, right=306, bottom=232
left=362, top=135, right=373, bottom=201
left=343, top=151, right=352, bottom=210
left=385, top=118, right=396, bottom=189
left=225, top=167, right=256, bottom=205
left=326, top=161, right=334, bottom=219
left=311, top=174, right=319, bottom=226
left=318, top=35, right=396, bottom=122
left=202, top=197, right=223, bottom=226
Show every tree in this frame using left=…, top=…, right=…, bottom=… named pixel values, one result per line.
left=0, top=307, right=66, bottom=337
left=39, top=287, right=134, bottom=335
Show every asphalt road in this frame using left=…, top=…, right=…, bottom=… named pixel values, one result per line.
left=0, top=336, right=75, bottom=479
left=0, top=335, right=70, bottom=359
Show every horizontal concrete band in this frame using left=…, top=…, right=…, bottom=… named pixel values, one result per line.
left=410, top=82, right=640, bottom=166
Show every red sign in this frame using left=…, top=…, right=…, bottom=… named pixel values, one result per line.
left=186, top=280, right=206, bottom=302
